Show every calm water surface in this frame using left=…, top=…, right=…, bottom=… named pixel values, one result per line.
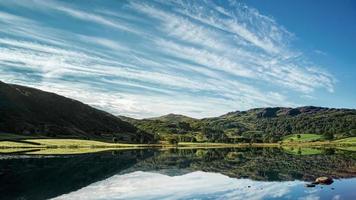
left=0, top=147, right=355, bottom=200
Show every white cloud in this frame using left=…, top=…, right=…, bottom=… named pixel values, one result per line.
left=0, top=11, right=32, bottom=24
left=129, top=1, right=334, bottom=94
left=77, top=35, right=127, bottom=51
left=55, top=6, right=138, bottom=34
left=0, top=0, right=336, bottom=118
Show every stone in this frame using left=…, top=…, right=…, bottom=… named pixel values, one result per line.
left=315, top=177, right=333, bottom=185
left=305, top=183, right=316, bottom=188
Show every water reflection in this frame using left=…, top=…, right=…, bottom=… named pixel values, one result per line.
left=0, top=147, right=355, bottom=200
left=53, top=171, right=356, bottom=200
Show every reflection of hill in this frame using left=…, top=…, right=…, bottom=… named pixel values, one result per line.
left=128, top=148, right=356, bottom=181
left=0, top=150, right=155, bottom=200
left=0, top=148, right=355, bottom=200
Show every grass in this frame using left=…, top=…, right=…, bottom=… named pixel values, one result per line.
left=0, top=138, right=160, bottom=148
left=0, top=141, right=38, bottom=148
left=0, top=134, right=355, bottom=155
left=0, top=148, right=35, bottom=154
left=0, top=147, right=151, bottom=155
left=23, top=147, right=146, bottom=155
left=1, top=137, right=355, bottom=149
left=282, top=134, right=324, bottom=143
left=26, top=139, right=129, bottom=147
left=0, top=138, right=161, bottom=155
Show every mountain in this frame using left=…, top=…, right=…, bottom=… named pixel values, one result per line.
left=1, top=80, right=355, bottom=144
left=148, top=113, right=197, bottom=122
left=123, top=106, right=356, bottom=143
left=0, top=81, right=154, bottom=143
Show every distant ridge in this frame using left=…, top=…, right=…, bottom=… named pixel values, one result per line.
left=148, top=113, right=197, bottom=122
left=121, top=106, right=356, bottom=143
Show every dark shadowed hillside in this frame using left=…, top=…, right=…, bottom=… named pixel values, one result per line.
left=0, top=81, right=153, bottom=143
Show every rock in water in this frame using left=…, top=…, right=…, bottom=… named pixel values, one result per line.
left=305, top=183, right=316, bottom=188
left=315, top=177, right=333, bottom=185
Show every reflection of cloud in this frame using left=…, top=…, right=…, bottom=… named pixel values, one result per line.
left=298, top=195, right=320, bottom=200
left=53, top=171, right=305, bottom=200
left=332, top=194, right=341, bottom=200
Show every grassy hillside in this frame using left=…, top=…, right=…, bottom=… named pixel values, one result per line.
left=123, top=107, right=356, bottom=143
left=148, top=113, right=197, bottom=122
left=1, top=81, right=354, bottom=145
left=0, top=81, right=154, bottom=143
left=282, top=134, right=324, bottom=143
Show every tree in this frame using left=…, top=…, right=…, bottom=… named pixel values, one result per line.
left=324, top=132, right=334, bottom=140
left=167, top=138, right=178, bottom=145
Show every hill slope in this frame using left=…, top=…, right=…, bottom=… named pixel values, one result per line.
left=0, top=81, right=153, bottom=143
left=124, top=107, right=356, bottom=143
left=148, top=113, right=197, bottom=122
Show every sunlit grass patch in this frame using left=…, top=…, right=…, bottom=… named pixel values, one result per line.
left=282, top=134, right=324, bottom=143
left=24, top=148, right=116, bottom=155
left=0, top=139, right=149, bottom=148
left=0, top=141, right=38, bottom=148
left=25, top=139, right=117, bottom=147
left=0, top=148, right=37, bottom=154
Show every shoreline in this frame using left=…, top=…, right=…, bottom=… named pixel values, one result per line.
left=0, top=138, right=354, bottom=149
left=0, top=139, right=354, bottom=155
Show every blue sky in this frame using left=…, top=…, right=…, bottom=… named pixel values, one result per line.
left=0, top=0, right=355, bottom=118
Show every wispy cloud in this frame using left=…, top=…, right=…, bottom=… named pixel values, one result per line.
left=0, top=0, right=335, bottom=118
left=129, top=0, right=334, bottom=93
left=55, top=6, right=139, bottom=34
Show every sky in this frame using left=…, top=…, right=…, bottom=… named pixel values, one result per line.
left=0, top=0, right=355, bottom=118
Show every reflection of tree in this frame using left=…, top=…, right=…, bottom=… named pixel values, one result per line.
left=1, top=148, right=355, bottom=200
left=0, top=150, right=155, bottom=200
left=130, top=148, right=356, bottom=182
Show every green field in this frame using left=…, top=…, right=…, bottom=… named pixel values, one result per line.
left=0, top=138, right=154, bottom=148
left=282, top=134, right=325, bottom=143
left=0, top=132, right=355, bottom=156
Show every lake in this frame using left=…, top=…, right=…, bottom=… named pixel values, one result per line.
left=0, top=147, right=355, bottom=200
